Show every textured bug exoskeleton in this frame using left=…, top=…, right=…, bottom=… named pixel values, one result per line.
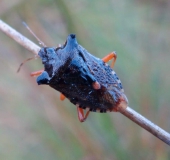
left=36, top=34, right=128, bottom=121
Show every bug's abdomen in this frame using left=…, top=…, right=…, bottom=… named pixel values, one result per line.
left=49, top=58, right=127, bottom=112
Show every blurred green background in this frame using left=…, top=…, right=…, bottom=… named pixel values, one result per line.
left=0, top=0, right=170, bottom=159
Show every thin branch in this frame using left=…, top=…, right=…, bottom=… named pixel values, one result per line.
left=0, top=19, right=40, bottom=54
left=0, top=19, right=170, bottom=145
left=119, top=107, right=170, bottom=145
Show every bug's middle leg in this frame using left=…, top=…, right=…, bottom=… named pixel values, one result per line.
left=102, top=51, right=117, bottom=68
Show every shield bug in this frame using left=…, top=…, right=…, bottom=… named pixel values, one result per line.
left=30, top=34, right=128, bottom=122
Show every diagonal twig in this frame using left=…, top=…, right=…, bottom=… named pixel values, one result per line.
left=0, top=19, right=40, bottom=54
left=0, top=19, right=170, bottom=145
left=119, top=107, right=170, bottom=145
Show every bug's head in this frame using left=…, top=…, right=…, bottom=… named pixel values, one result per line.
left=54, top=34, right=78, bottom=57
left=64, top=34, right=78, bottom=51
left=38, top=47, right=60, bottom=78
left=38, top=47, right=57, bottom=65
left=38, top=34, right=79, bottom=76
left=38, top=34, right=78, bottom=62
left=39, top=33, right=78, bottom=64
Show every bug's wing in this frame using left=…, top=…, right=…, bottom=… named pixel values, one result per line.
left=78, top=45, right=124, bottom=92
left=77, top=45, right=128, bottom=109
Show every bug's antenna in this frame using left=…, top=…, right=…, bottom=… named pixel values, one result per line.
left=22, top=21, right=46, bottom=47
left=17, top=55, right=39, bottom=73
left=17, top=22, right=46, bottom=73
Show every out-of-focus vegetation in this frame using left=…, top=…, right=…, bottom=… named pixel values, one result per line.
left=0, top=0, right=170, bottom=159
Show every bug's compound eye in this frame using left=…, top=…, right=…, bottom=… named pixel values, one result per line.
left=45, top=48, right=51, bottom=55
left=44, top=47, right=47, bottom=53
left=38, top=47, right=48, bottom=59
left=44, top=48, right=54, bottom=56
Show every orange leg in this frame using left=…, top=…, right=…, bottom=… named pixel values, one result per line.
left=30, top=69, right=66, bottom=100
left=30, top=69, right=44, bottom=77
left=77, top=106, right=90, bottom=122
left=102, top=51, right=117, bottom=68
left=60, top=93, right=66, bottom=101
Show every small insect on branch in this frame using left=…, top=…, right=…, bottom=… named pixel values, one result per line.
left=0, top=19, right=170, bottom=146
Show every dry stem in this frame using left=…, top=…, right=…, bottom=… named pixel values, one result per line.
left=0, top=19, right=170, bottom=145
left=0, top=19, right=40, bottom=54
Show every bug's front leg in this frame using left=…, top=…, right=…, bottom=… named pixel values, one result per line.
left=31, top=69, right=66, bottom=100
left=102, top=51, right=117, bottom=68
left=77, top=105, right=90, bottom=122
left=37, top=71, right=50, bottom=85
left=30, top=69, right=44, bottom=76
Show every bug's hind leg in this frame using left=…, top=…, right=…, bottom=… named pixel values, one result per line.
left=102, top=51, right=117, bottom=68
left=77, top=105, right=90, bottom=122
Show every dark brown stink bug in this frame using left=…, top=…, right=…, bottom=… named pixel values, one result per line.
left=31, top=34, right=128, bottom=122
